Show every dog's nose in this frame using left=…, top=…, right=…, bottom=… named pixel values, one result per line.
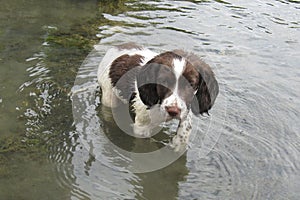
left=166, top=106, right=181, bottom=117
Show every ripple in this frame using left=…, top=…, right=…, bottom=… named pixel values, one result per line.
left=14, top=0, right=300, bottom=199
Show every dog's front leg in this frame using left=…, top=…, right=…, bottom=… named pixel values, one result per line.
left=170, top=113, right=192, bottom=152
left=133, top=109, right=152, bottom=137
left=133, top=104, right=165, bottom=137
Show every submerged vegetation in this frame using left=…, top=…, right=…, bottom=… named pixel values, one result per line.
left=0, top=1, right=99, bottom=174
left=0, top=0, right=142, bottom=177
left=0, top=0, right=137, bottom=156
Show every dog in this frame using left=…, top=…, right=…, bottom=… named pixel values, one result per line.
left=97, top=43, right=219, bottom=151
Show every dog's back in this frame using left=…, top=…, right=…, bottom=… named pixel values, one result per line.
left=97, top=43, right=157, bottom=107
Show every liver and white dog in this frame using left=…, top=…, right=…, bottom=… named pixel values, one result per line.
left=98, top=43, right=219, bottom=151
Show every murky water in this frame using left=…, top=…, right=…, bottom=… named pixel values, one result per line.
left=1, top=0, right=299, bottom=199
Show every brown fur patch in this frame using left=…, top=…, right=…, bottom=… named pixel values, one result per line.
left=147, top=51, right=182, bottom=68
left=182, top=62, right=200, bottom=90
left=109, top=54, right=144, bottom=100
left=109, top=54, right=144, bottom=86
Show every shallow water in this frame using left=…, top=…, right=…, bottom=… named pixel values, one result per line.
left=1, top=0, right=299, bottom=199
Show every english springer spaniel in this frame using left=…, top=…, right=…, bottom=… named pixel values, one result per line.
left=97, top=43, right=219, bottom=151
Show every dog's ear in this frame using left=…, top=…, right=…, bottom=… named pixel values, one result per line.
left=136, top=63, right=161, bottom=108
left=191, top=68, right=219, bottom=115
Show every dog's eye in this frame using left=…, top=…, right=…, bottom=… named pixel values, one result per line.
left=185, top=82, right=194, bottom=89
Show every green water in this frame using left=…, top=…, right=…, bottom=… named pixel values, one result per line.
left=1, top=0, right=299, bottom=199
left=0, top=0, right=99, bottom=199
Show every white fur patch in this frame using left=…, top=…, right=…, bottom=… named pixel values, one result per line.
left=173, top=58, right=186, bottom=79
left=160, top=58, right=188, bottom=119
left=132, top=87, right=166, bottom=137
left=170, top=113, right=192, bottom=152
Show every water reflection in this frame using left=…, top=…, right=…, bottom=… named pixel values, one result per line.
left=3, top=0, right=299, bottom=199
left=72, top=99, right=187, bottom=199
left=75, top=101, right=189, bottom=199
left=136, top=156, right=188, bottom=200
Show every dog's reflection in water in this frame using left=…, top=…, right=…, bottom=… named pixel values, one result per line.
left=97, top=104, right=189, bottom=199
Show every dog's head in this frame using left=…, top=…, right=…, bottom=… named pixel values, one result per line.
left=137, top=51, right=219, bottom=120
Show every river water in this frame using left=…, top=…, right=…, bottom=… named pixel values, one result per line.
left=0, top=0, right=299, bottom=199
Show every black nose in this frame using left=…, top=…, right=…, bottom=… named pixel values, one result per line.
left=165, top=106, right=181, bottom=117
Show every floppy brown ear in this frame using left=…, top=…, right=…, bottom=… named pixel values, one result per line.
left=136, top=63, right=161, bottom=108
left=191, top=68, right=219, bottom=115
left=172, top=50, right=219, bottom=115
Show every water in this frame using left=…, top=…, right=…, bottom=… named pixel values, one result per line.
left=0, top=0, right=299, bottom=199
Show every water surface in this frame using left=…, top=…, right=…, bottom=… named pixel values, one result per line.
left=0, top=0, right=299, bottom=199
